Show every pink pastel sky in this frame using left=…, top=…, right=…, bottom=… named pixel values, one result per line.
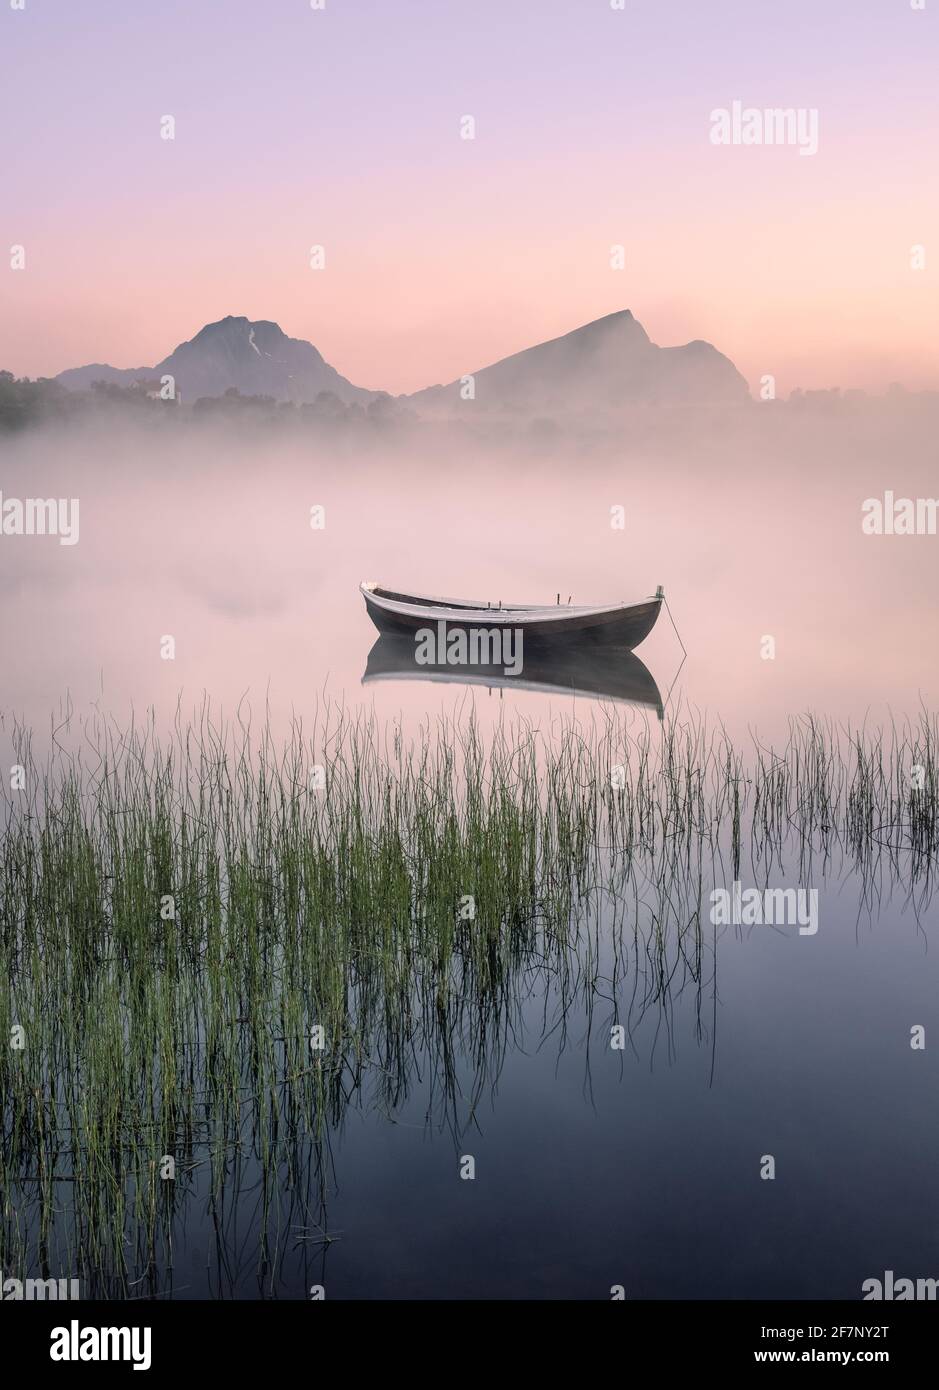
left=1, top=0, right=937, bottom=396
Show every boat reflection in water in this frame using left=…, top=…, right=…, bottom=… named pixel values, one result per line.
left=362, top=631, right=664, bottom=715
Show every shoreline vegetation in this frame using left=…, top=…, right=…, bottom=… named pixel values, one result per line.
left=4, top=370, right=939, bottom=439
left=1, top=702, right=936, bottom=1295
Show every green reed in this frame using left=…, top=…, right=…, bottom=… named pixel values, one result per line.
left=0, top=700, right=936, bottom=1294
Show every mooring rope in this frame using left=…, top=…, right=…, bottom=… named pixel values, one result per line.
left=660, top=591, right=687, bottom=715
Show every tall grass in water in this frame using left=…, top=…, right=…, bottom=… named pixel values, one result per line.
left=0, top=701, right=936, bottom=1295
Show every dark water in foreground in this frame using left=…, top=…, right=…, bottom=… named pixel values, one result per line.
left=21, top=859, right=930, bottom=1303
left=221, top=911, right=933, bottom=1300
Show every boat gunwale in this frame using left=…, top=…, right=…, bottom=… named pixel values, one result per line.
left=360, top=582, right=661, bottom=625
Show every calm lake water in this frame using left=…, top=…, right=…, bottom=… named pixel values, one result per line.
left=117, top=870, right=936, bottom=1302
left=2, top=409, right=937, bottom=1299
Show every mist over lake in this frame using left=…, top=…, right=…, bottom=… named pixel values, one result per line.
left=1, top=393, right=936, bottom=742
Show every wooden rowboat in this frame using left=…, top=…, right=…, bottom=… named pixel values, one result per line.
left=360, top=582, right=663, bottom=650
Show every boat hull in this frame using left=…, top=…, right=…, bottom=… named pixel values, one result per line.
left=361, top=585, right=662, bottom=650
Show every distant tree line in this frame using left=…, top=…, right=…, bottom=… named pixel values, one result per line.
left=0, top=371, right=82, bottom=430
left=4, top=369, right=935, bottom=437
left=0, top=372, right=416, bottom=433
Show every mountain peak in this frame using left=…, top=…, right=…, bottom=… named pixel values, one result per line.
left=55, top=315, right=382, bottom=404
left=192, top=315, right=285, bottom=341
left=150, top=318, right=380, bottom=404
left=409, top=309, right=747, bottom=411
